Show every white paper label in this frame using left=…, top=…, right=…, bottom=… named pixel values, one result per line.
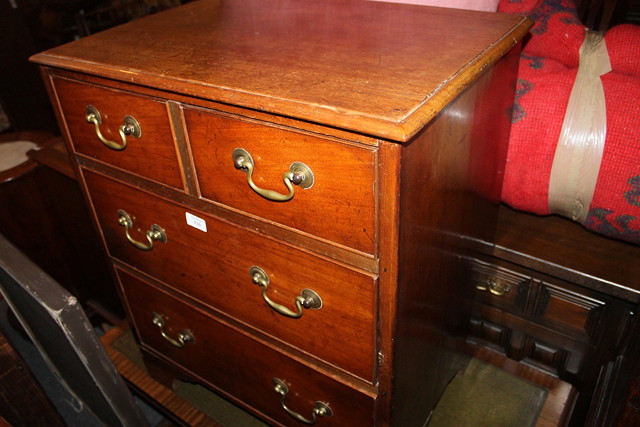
left=185, top=212, right=207, bottom=232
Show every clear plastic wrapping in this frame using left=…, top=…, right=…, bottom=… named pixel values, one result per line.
left=547, top=30, right=612, bottom=222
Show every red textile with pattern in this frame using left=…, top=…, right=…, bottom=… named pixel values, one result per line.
left=499, top=0, right=640, bottom=244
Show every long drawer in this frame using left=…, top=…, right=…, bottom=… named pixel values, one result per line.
left=83, top=170, right=377, bottom=380
left=184, top=107, right=377, bottom=255
left=52, top=77, right=185, bottom=189
left=117, top=267, right=376, bottom=426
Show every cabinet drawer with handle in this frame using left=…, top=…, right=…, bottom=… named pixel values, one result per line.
left=84, top=170, right=377, bottom=381
left=184, top=107, right=377, bottom=255
left=471, top=259, right=532, bottom=315
left=52, top=77, right=184, bottom=189
left=118, top=267, right=376, bottom=426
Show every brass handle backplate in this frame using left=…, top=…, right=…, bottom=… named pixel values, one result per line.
left=272, top=378, right=332, bottom=425
left=250, top=266, right=322, bottom=318
left=476, top=277, right=511, bottom=296
left=86, top=104, right=141, bottom=151
left=152, top=312, right=195, bottom=348
left=117, top=209, right=167, bottom=251
left=232, top=148, right=314, bottom=202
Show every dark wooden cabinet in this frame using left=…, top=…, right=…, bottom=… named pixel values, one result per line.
left=468, top=256, right=634, bottom=380
left=468, top=205, right=640, bottom=426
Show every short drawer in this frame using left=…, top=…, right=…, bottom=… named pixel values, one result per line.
left=532, top=281, right=607, bottom=341
left=470, top=259, right=532, bottom=315
left=470, top=259, right=610, bottom=343
left=52, top=77, right=184, bottom=189
left=118, top=268, right=376, bottom=426
left=84, top=170, right=377, bottom=381
left=183, top=107, right=377, bottom=255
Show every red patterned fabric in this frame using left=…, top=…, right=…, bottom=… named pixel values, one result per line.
left=501, top=59, right=576, bottom=214
left=499, top=0, right=640, bottom=244
left=499, top=0, right=584, bottom=67
left=606, top=24, right=640, bottom=76
left=586, top=71, right=640, bottom=240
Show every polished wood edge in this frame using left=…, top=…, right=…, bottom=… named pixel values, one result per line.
left=112, top=262, right=379, bottom=393
left=77, top=157, right=380, bottom=273
left=394, top=16, right=533, bottom=141
left=100, top=323, right=220, bottom=426
left=490, top=245, right=640, bottom=304
left=30, top=16, right=532, bottom=143
left=40, top=68, right=382, bottom=147
left=31, top=53, right=395, bottom=139
left=470, top=346, right=577, bottom=427
left=374, top=142, right=403, bottom=424
left=492, top=245, right=640, bottom=303
left=491, top=206, right=640, bottom=303
left=465, top=211, right=640, bottom=303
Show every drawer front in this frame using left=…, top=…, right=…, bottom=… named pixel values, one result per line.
left=471, top=259, right=532, bottom=315
left=184, top=108, right=377, bottom=255
left=470, top=259, right=609, bottom=343
left=532, top=281, right=607, bottom=341
left=84, top=170, right=376, bottom=380
left=52, top=77, right=184, bottom=189
left=118, top=268, right=376, bottom=426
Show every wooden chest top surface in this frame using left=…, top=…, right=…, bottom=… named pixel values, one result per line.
left=31, top=0, right=530, bottom=141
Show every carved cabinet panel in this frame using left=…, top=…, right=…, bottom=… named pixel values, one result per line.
left=467, top=258, right=633, bottom=385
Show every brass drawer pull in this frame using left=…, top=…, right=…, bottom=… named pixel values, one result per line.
left=117, top=209, right=167, bottom=251
left=272, top=378, right=332, bottom=424
left=250, top=266, right=322, bottom=319
left=152, top=312, right=195, bottom=348
left=86, top=105, right=141, bottom=151
left=476, top=278, right=511, bottom=296
left=232, top=148, right=314, bottom=202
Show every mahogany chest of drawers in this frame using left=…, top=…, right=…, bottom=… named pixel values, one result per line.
left=32, top=1, right=531, bottom=425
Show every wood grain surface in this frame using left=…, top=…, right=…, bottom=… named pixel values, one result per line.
left=118, top=269, right=376, bottom=426
left=31, top=0, right=531, bottom=141
left=84, top=170, right=377, bottom=381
